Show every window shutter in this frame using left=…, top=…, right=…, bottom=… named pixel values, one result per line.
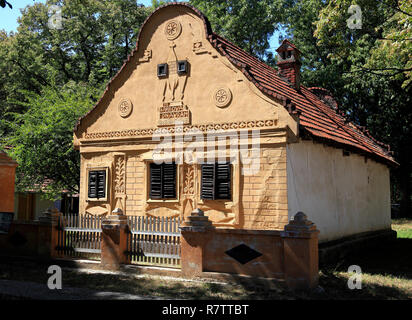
left=162, top=163, right=176, bottom=199
left=150, top=163, right=162, bottom=199
left=201, top=164, right=215, bottom=200
left=96, top=170, right=106, bottom=199
left=216, top=163, right=231, bottom=200
left=88, top=171, right=98, bottom=198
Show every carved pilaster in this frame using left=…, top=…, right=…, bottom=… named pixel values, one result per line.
left=113, top=153, right=127, bottom=213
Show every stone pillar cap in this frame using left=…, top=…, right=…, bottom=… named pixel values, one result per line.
left=191, top=208, right=204, bottom=216
left=283, top=211, right=319, bottom=236
left=112, top=208, right=124, bottom=215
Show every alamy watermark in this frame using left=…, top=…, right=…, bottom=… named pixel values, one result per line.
left=347, top=5, right=362, bottom=30
left=151, top=122, right=261, bottom=176
left=47, top=265, right=62, bottom=290
left=48, top=5, right=63, bottom=30
left=347, top=265, right=362, bottom=289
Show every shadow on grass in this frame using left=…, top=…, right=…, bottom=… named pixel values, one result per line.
left=322, top=238, right=412, bottom=280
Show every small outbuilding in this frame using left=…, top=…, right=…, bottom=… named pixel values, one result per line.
left=73, top=3, right=397, bottom=244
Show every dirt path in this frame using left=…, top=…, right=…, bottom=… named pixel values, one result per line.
left=0, top=279, right=162, bottom=300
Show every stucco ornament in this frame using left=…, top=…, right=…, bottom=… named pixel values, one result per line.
left=118, top=98, right=133, bottom=118
left=214, top=87, right=232, bottom=108
left=165, top=20, right=182, bottom=41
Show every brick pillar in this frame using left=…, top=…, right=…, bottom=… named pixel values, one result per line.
left=281, top=212, right=319, bottom=290
left=101, top=208, right=129, bottom=270
left=37, top=208, right=62, bottom=258
left=179, top=209, right=214, bottom=278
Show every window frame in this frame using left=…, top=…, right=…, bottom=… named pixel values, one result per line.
left=86, top=166, right=109, bottom=202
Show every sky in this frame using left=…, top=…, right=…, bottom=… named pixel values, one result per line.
left=0, top=0, right=281, bottom=50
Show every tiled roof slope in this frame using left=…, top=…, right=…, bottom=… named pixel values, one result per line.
left=209, top=33, right=397, bottom=167
left=74, top=2, right=396, bottom=167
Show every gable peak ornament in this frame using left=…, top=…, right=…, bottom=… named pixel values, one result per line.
left=165, top=20, right=182, bottom=41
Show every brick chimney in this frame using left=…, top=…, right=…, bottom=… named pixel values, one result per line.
left=276, top=39, right=302, bottom=90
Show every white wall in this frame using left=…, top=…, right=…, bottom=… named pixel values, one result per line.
left=287, top=140, right=391, bottom=243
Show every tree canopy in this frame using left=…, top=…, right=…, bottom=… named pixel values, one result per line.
left=1, top=0, right=153, bottom=198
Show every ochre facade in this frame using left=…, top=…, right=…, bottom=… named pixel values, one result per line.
left=74, top=5, right=297, bottom=230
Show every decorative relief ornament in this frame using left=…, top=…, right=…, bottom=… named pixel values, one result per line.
left=214, top=87, right=232, bottom=108
left=118, top=98, right=133, bottom=118
left=139, top=49, right=152, bottom=63
left=114, top=156, right=125, bottom=194
left=165, top=20, right=182, bottom=41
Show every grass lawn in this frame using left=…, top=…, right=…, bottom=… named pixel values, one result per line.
left=0, top=219, right=411, bottom=300
left=392, top=218, right=412, bottom=238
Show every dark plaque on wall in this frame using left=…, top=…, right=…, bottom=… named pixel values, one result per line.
left=0, top=212, right=14, bottom=234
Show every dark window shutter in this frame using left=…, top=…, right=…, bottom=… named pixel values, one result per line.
left=201, top=164, right=215, bottom=200
left=150, top=163, right=177, bottom=199
left=88, top=170, right=106, bottom=199
left=96, top=170, right=106, bottom=199
left=216, top=163, right=231, bottom=200
left=162, top=163, right=176, bottom=199
left=88, top=171, right=97, bottom=198
left=150, top=163, right=163, bottom=199
left=201, top=163, right=231, bottom=200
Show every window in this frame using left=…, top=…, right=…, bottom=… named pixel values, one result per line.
left=157, top=63, right=168, bottom=77
left=177, top=60, right=188, bottom=75
left=201, top=162, right=231, bottom=200
left=88, top=170, right=107, bottom=199
left=149, top=163, right=177, bottom=199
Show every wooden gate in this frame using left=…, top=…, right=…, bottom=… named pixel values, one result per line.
left=57, top=214, right=102, bottom=260
left=126, top=216, right=181, bottom=268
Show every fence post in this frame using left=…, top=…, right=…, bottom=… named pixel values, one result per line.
left=179, top=208, right=214, bottom=277
left=37, top=208, right=62, bottom=258
left=101, top=208, right=129, bottom=270
left=281, top=212, right=320, bottom=290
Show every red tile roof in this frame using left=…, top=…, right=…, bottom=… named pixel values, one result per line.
left=74, top=2, right=397, bottom=167
left=208, top=33, right=397, bottom=167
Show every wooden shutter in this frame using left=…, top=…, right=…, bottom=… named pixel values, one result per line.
left=150, top=163, right=162, bottom=199
left=149, top=163, right=176, bottom=199
left=162, top=163, right=176, bottom=199
left=216, top=163, right=231, bottom=200
left=88, top=171, right=98, bottom=198
left=201, top=163, right=231, bottom=200
left=201, top=164, right=215, bottom=200
left=96, top=170, right=106, bottom=199
left=88, top=170, right=106, bottom=199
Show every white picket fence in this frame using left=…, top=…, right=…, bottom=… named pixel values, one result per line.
left=57, top=214, right=103, bottom=260
left=126, top=216, right=182, bottom=268
left=57, top=214, right=182, bottom=267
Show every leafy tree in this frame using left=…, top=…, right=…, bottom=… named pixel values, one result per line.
left=0, top=0, right=151, bottom=136
left=314, top=0, right=411, bottom=216
left=190, top=0, right=283, bottom=61
left=3, top=82, right=101, bottom=199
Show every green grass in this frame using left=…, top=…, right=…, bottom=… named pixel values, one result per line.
left=392, top=218, right=412, bottom=239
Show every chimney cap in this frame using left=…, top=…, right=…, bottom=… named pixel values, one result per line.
left=276, top=39, right=302, bottom=54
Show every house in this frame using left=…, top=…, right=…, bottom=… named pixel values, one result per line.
left=14, top=189, right=79, bottom=221
left=1, top=147, right=79, bottom=221
left=73, top=3, right=397, bottom=244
